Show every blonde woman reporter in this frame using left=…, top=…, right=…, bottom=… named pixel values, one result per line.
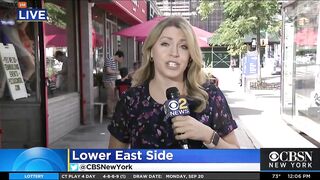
left=108, top=16, right=239, bottom=149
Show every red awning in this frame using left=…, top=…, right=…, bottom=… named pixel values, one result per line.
left=97, top=2, right=143, bottom=25
left=114, top=16, right=212, bottom=48
left=295, top=28, right=317, bottom=46
left=44, top=24, right=66, bottom=47
left=114, top=16, right=164, bottom=39
left=44, top=23, right=100, bottom=48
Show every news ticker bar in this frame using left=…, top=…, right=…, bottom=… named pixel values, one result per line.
left=1, top=172, right=320, bottom=180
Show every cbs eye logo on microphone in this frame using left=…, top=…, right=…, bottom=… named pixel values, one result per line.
left=166, top=98, right=190, bottom=117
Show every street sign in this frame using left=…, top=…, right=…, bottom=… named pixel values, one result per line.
left=243, top=51, right=258, bottom=76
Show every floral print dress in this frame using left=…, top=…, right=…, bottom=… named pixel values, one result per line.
left=108, top=81, right=237, bottom=149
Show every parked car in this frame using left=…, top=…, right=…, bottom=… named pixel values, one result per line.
left=296, top=54, right=316, bottom=65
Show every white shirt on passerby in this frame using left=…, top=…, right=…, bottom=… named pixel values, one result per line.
left=103, top=56, right=118, bottom=83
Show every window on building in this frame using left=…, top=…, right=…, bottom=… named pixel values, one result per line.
left=44, top=0, right=78, bottom=98
left=293, top=1, right=319, bottom=122
left=0, top=0, right=39, bottom=102
left=92, top=7, right=105, bottom=76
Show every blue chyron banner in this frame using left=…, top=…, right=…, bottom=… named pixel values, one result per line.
left=69, top=149, right=260, bottom=163
left=67, top=149, right=260, bottom=172
left=1, top=148, right=320, bottom=172
left=0, top=148, right=259, bottom=172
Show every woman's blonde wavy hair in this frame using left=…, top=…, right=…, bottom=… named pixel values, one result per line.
left=132, top=16, right=208, bottom=112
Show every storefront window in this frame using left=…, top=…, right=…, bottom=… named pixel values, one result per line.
left=0, top=0, right=39, bottom=102
left=92, top=7, right=104, bottom=75
left=44, top=0, right=78, bottom=98
left=282, top=0, right=320, bottom=123
left=92, top=6, right=120, bottom=91
left=0, top=0, right=46, bottom=148
left=294, top=1, right=319, bottom=122
left=105, top=14, right=118, bottom=59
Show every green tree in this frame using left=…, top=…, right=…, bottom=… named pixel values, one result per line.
left=198, top=0, right=280, bottom=80
left=45, top=3, right=66, bottom=28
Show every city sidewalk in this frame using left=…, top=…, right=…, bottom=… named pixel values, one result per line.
left=50, top=67, right=316, bottom=149
left=211, top=67, right=316, bottom=148
left=49, top=121, right=110, bottom=149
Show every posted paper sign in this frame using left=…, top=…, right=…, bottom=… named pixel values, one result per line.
left=0, top=43, right=28, bottom=100
left=243, top=51, right=258, bottom=76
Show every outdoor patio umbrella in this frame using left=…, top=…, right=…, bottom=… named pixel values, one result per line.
left=44, top=23, right=100, bottom=48
left=114, top=16, right=212, bottom=48
left=44, top=23, right=67, bottom=47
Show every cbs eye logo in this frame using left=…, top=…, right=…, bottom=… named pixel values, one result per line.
left=12, top=147, right=66, bottom=171
left=269, top=151, right=280, bottom=162
left=168, top=100, right=179, bottom=111
left=168, top=98, right=188, bottom=111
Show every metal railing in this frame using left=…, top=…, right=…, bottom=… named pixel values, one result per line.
left=202, top=50, right=231, bottom=68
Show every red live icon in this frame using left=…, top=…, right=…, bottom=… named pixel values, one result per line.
left=18, top=1, right=27, bottom=8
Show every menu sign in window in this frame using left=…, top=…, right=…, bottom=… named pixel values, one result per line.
left=0, top=43, right=28, bottom=100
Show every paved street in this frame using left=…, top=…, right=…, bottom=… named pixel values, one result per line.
left=50, top=67, right=316, bottom=149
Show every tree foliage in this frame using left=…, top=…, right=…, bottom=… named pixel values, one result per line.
left=197, top=0, right=217, bottom=20
left=44, top=3, right=66, bottom=29
left=198, top=0, right=280, bottom=56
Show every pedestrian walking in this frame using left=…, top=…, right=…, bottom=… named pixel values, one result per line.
left=230, top=57, right=237, bottom=71
left=103, top=50, right=124, bottom=119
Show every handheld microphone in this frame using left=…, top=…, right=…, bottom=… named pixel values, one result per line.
left=164, top=87, right=190, bottom=149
